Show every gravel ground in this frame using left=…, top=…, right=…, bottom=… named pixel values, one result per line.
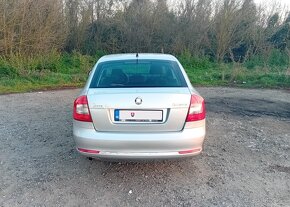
left=0, top=87, right=289, bottom=207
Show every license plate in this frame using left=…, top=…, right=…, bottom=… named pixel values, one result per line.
left=114, top=110, right=163, bottom=122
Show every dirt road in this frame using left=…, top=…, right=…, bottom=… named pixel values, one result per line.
left=0, top=87, right=289, bottom=207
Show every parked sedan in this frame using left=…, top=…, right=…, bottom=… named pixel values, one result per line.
left=73, top=53, right=206, bottom=160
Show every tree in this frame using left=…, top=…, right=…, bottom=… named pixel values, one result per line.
left=211, top=0, right=241, bottom=63
left=0, top=0, right=66, bottom=56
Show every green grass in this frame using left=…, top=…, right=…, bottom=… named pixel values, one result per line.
left=184, top=64, right=290, bottom=88
left=0, top=51, right=96, bottom=94
left=0, top=73, right=86, bottom=94
left=0, top=51, right=289, bottom=94
left=180, top=52, right=290, bottom=89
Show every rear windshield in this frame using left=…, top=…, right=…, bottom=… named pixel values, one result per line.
left=90, top=59, right=187, bottom=88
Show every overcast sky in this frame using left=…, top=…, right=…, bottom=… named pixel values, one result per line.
left=168, top=0, right=290, bottom=13
left=254, top=0, right=290, bottom=9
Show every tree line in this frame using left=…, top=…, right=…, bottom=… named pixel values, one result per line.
left=0, top=0, right=289, bottom=64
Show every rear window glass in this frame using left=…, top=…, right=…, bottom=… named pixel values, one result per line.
left=90, top=59, right=187, bottom=88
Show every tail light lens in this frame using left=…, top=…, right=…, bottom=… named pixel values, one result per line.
left=73, top=95, right=92, bottom=122
left=78, top=148, right=100, bottom=154
left=186, top=94, right=206, bottom=122
left=178, top=148, right=202, bottom=154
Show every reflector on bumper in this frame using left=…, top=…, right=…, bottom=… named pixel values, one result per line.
left=77, top=148, right=100, bottom=154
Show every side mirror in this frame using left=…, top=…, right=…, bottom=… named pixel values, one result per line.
left=88, top=69, right=92, bottom=76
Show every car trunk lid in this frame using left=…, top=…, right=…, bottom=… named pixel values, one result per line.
left=87, top=88, right=191, bottom=132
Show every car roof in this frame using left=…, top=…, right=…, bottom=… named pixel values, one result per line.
left=97, top=53, right=177, bottom=63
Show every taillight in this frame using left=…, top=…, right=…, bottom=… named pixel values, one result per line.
left=77, top=148, right=100, bottom=154
left=178, top=148, right=202, bottom=154
left=186, top=94, right=206, bottom=122
left=73, top=95, right=92, bottom=122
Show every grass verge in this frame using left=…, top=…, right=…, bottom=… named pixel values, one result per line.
left=0, top=52, right=289, bottom=94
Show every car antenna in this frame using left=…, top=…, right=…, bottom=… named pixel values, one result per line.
left=136, top=53, right=139, bottom=64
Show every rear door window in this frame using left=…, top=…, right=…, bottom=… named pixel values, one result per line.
left=90, top=60, right=187, bottom=88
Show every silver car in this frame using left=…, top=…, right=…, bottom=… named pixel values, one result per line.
left=73, top=53, right=206, bottom=160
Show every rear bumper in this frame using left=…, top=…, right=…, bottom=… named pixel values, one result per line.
left=73, top=120, right=206, bottom=160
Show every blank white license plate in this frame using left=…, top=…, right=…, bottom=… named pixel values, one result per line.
left=114, top=110, right=163, bottom=122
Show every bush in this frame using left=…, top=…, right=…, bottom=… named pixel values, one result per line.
left=268, top=49, right=289, bottom=68
left=58, top=51, right=96, bottom=74
left=244, top=49, right=289, bottom=69
left=179, top=51, right=215, bottom=70
left=0, top=50, right=289, bottom=94
left=0, top=60, right=18, bottom=78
